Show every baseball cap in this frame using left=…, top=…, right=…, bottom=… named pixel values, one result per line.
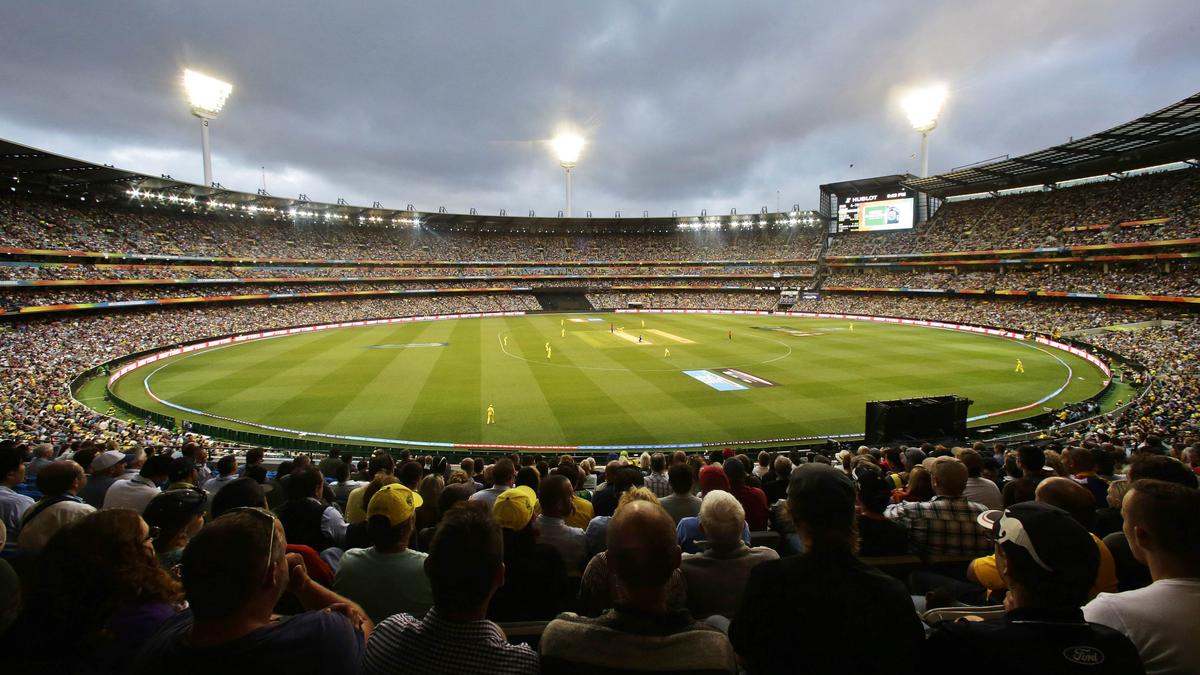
left=143, top=488, right=208, bottom=532
left=91, top=450, right=127, bottom=472
left=492, top=485, right=538, bottom=531
left=977, top=502, right=1098, bottom=577
left=367, top=483, right=423, bottom=526
left=787, top=464, right=856, bottom=524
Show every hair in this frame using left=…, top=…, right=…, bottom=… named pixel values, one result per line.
left=426, top=503, right=504, bottom=611
left=611, top=465, right=645, bottom=495
left=772, top=456, right=793, bottom=479
left=213, top=454, right=235, bottom=476
left=335, top=462, right=350, bottom=483
left=956, top=449, right=984, bottom=478
left=368, top=453, right=396, bottom=476
left=650, top=453, right=666, bottom=473
left=515, top=466, right=541, bottom=492
left=447, top=469, right=470, bottom=485
left=1127, top=455, right=1199, bottom=488
left=930, top=457, right=968, bottom=498
left=1017, top=446, right=1046, bottom=473
left=853, top=463, right=893, bottom=514
left=667, top=463, right=693, bottom=494
left=140, top=454, right=172, bottom=479
left=757, top=451, right=771, bottom=468
left=607, top=500, right=678, bottom=590
left=617, top=486, right=659, bottom=510
left=787, top=478, right=858, bottom=556
left=211, top=477, right=267, bottom=518
left=699, top=490, right=745, bottom=549
left=21, top=509, right=182, bottom=649
left=417, top=474, right=445, bottom=526
left=397, top=461, right=423, bottom=489
left=286, top=465, right=324, bottom=500
left=1125, top=479, right=1200, bottom=561
left=556, top=462, right=582, bottom=490
left=244, top=464, right=268, bottom=485
left=0, top=445, right=23, bottom=482
left=368, top=513, right=414, bottom=550
left=274, top=460, right=294, bottom=479
left=905, top=465, right=933, bottom=502
left=183, top=509, right=283, bottom=621
left=245, top=448, right=265, bottom=466
left=491, top=458, right=516, bottom=486
left=538, top=475, right=574, bottom=516
left=36, top=460, right=83, bottom=495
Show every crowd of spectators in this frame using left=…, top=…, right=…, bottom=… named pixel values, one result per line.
left=827, top=264, right=1200, bottom=297
left=829, top=167, right=1200, bottom=256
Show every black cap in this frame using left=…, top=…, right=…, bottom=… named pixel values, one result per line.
left=978, top=502, right=1098, bottom=578
left=143, top=488, right=207, bottom=531
left=787, top=464, right=856, bottom=524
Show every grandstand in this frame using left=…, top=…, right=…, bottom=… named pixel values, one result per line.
left=1, top=61, right=1198, bottom=675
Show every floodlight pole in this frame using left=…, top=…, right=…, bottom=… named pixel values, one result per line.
left=561, top=161, right=575, bottom=217
left=919, top=129, right=930, bottom=178
left=198, top=117, right=213, bottom=187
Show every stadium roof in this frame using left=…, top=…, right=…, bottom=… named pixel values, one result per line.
left=817, top=174, right=911, bottom=196
left=903, top=90, right=1200, bottom=197
left=0, top=138, right=820, bottom=233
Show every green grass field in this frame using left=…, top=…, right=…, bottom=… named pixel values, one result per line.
left=106, top=313, right=1109, bottom=449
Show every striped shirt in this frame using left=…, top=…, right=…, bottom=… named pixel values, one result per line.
left=644, top=471, right=672, bottom=498
left=362, top=608, right=538, bottom=675
left=883, top=495, right=991, bottom=557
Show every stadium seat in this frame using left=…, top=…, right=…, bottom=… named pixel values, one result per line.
left=921, top=604, right=1005, bottom=625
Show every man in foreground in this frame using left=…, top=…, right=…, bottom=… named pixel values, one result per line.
left=362, top=504, right=538, bottom=675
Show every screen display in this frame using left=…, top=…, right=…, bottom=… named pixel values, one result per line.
left=837, top=187, right=916, bottom=232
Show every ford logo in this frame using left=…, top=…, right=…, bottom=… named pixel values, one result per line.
left=1063, top=646, right=1105, bottom=665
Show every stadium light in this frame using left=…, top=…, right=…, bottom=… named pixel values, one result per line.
left=901, top=84, right=947, bottom=177
left=183, top=69, right=233, bottom=187
left=551, top=129, right=585, bottom=217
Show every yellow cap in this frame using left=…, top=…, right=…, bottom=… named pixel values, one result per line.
left=492, top=485, right=538, bottom=531
left=367, top=483, right=423, bottom=526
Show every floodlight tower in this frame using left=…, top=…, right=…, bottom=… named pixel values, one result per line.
left=901, top=85, right=948, bottom=178
left=552, top=131, right=585, bottom=217
left=182, top=69, right=233, bottom=187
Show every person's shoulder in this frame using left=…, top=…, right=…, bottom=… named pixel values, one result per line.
left=279, top=608, right=362, bottom=644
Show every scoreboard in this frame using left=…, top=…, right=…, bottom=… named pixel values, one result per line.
left=837, top=184, right=917, bottom=233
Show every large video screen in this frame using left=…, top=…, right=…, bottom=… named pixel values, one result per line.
left=837, top=186, right=916, bottom=233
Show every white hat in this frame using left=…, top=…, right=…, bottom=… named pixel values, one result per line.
left=91, top=450, right=127, bottom=472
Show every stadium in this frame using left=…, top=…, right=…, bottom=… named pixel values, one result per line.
left=1, top=4, right=1198, bottom=675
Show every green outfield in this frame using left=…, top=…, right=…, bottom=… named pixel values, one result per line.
left=106, top=313, right=1109, bottom=449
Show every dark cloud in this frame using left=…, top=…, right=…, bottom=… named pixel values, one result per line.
left=1, top=0, right=1194, bottom=215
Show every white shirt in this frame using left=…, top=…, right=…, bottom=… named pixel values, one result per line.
left=202, top=474, right=238, bottom=496
left=18, top=498, right=96, bottom=552
left=468, top=485, right=508, bottom=509
left=0, top=485, right=35, bottom=543
left=536, top=514, right=588, bottom=574
left=1083, top=578, right=1200, bottom=675
left=102, top=475, right=161, bottom=513
left=320, top=504, right=348, bottom=547
left=962, top=477, right=1003, bottom=511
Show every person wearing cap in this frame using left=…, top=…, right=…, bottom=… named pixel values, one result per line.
left=78, top=449, right=127, bottom=508
left=334, top=483, right=433, bottom=624
left=362, top=504, right=539, bottom=675
left=926, top=502, right=1145, bottom=675
left=103, top=454, right=172, bottom=513
left=729, top=464, right=924, bottom=674
left=17, top=460, right=96, bottom=553
left=541, top=500, right=737, bottom=675
left=723, top=458, right=769, bottom=531
left=1084, top=479, right=1200, bottom=675
left=488, top=485, right=569, bottom=621
left=884, top=457, right=992, bottom=557
left=167, top=456, right=200, bottom=491
left=144, top=487, right=208, bottom=568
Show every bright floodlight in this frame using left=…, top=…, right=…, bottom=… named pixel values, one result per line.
left=552, top=131, right=585, bottom=168
left=901, top=84, right=948, bottom=132
left=183, top=69, right=233, bottom=119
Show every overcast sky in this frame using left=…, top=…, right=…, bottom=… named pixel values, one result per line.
left=2, top=1, right=1196, bottom=216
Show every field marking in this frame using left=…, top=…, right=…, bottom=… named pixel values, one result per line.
left=612, top=330, right=651, bottom=345
left=646, top=329, right=695, bottom=344
left=495, top=328, right=792, bottom=372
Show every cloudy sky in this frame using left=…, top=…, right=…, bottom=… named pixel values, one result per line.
left=2, top=1, right=1196, bottom=216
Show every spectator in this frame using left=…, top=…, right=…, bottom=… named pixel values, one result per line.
left=515, top=466, right=540, bottom=492
left=143, top=488, right=207, bottom=569
left=958, top=448, right=1003, bottom=510
left=1066, top=447, right=1110, bottom=509
left=541, top=500, right=737, bottom=674
left=18, top=460, right=95, bottom=552
left=761, top=456, right=792, bottom=504
left=132, top=508, right=370, bottom=673
left=237, top=448, right=265, bottom=478
left=273, top=466, right=347, bottom=551
left=334, top=483, right=433, bottom=624
left=415, top=473, right=444, bottom=532
left=586, top=482, right=654, bottom=556
left=884, top=457, right=991, bottom=557
left=1094, top=478, right=1130, bottom=538
left=25, top=443, right=54, bottom=481
left=555, top=462, right=594, bottom=529
left=488, top=486, right=569, bottom=621
left=167, top=456, right=200, bottom=491
left=1102, top=456, right=1198, bottom=591
left=345, top=453, right=395, bottom=523
left=1085, top=480, right=1200, bottom=675
left=753, top=451, right=772, bottom=478
left=1004, top=446, right=1049, bottom=506
left=317, top=448, right=344, bottom=477
left=722, top=458, right=769, bottom=531
left=6, top=509, right=183, bottom=673
left=730, top=464, right=924, bottom=674
left=0, top=444, right=34, bottom=545
left=926, top=502, right=1145, bottom=675
left=201, top=454, right=239, bottom=498
left=103, top=454, right=171, bottom=513
left=644, top=453, right=671, bottom=498
left=659, top=464, right=702, bottom=524
left=469, top=458, right=514, bottom=510
left=591, top=460, right=622, bottom=517
left=536, top=474, right=589, bottom=575
left=680, top=490, right=778, bottom=620
left=698, top=461, right=730, bottom=496
left=79, top=450, right=127, bottom=508
left=853, top=463, right=910, bottom=557
left=362, top=504, right=538, bottom=675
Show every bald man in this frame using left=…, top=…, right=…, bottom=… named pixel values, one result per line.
left=884, top=457, right=991, bottom=557
left=540, top=501, right=736, bottom=674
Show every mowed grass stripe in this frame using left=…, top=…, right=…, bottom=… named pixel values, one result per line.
left=477, top=317, right=567, bottom=444
left=399, top=318, right=485, bottom=442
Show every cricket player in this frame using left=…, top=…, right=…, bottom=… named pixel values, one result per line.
left=849, top=323, right=854, bottom=332
left=641, top=319, right=645, bottom=328
left=728, top=330, right=732, bottom=340
left=1015, top=359, right=1025, bottom=373
left=561, top=328, right=565, bottom=338
left=486, top=403, right=496, bottom=425
left=664, top=347, right=670, bottom=357
left=638, top=334, right=644, bottom=343
left=546, top=342, right=552, bottom=359
left=503, top=335, right=508, bottom=347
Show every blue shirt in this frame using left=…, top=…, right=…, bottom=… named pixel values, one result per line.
left=676, top=516, right=750, bottom=554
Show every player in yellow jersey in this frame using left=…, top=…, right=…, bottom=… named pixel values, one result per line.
left=664, top=347, right=670, bottom=357
left=1015, top=359, right=1025, bottom=373
left=545, top=342, right=552, bottom=359
left=486, top=403, right=496, bottom=425
left=849, top=323, right=854, bottom=332
left=503, top=335, right=508, bottom=347
left=561, top=328, right=565, bottom=338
